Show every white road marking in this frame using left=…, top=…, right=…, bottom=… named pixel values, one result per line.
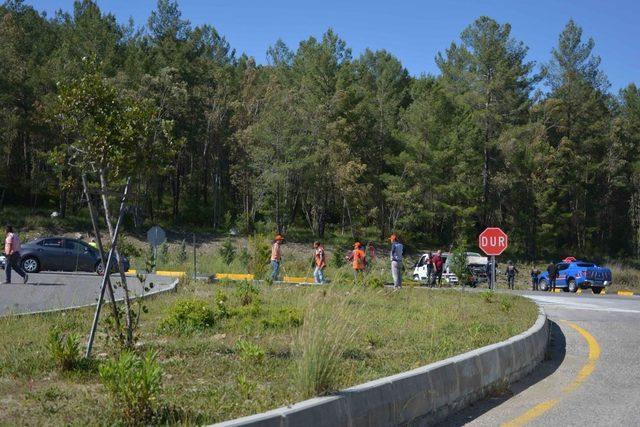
left=526, top=295, right=640, bottom=314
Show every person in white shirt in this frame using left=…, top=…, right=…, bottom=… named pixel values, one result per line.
left=4, top=225, right=28, bottom=284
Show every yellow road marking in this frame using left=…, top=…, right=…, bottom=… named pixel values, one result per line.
left=155, top=270, right=186, bottom=277
left=283, top=276, right=315, bottom=283
left=617, top=290, right=634, bottom=296
left=501, top=321, right=600, bottom=427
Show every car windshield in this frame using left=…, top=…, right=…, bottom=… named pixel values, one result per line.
left=40, top=238, right=63, bottom=248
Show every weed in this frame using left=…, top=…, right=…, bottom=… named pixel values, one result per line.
left=99, top=350, right=163, bottom=425
left=235, top=339, right=266, bottom=364
left=364, top=276, right=385, bottom=289
left=365, top=332, right=382, bottom=348
left=499, top=296, right=513, bottom=312
left=47, top=328, right=81, bottom=371
left=248, top=234, right=270, bottom=278
left=481, top=290, right=495, bottom=303
left=214, top=290, right=230, bottom=318
left=261, top=307, right=303, bottom=329
left=293, top=288, right=361, bottom=398
left=236, top=374, right=257, bottom=399
left=342, top=347, right=368, bottom=360
left=160, top=298, right=215, bottom=333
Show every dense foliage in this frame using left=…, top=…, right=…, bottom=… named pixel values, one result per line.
left=1, top=0, right=639, bottom=258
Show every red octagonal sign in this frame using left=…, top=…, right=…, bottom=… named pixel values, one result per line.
left=479, top=227, right=508, bottom=256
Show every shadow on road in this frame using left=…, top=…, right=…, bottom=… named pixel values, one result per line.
left=442, top=321, right=566, bottom=426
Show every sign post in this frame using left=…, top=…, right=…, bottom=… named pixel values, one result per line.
left=147, top=225, right=166, bottom=272
left=478, top=227, right=509, bottom=290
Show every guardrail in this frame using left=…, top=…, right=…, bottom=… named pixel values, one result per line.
left=212, top=306, right=549, bottom=427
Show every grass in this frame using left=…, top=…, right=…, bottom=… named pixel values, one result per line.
left=0, top=279, right=538, bottom=425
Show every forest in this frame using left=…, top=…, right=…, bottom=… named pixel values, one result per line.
left=1, top=0, right=639, bottom=259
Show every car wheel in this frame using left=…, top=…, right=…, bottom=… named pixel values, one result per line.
left=95, top=262, right=105, bottom=276
left=538, top=279, right=548, bottom=291
left=21, top=257, right=40, bottom=273
left=592, top=287, right=603, bottom=294
left=568, top=279, right=578, bottom=293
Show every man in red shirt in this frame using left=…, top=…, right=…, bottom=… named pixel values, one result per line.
left=4, top=225, right=28, bottom=284
left=430, top=250, right=444, bottom=287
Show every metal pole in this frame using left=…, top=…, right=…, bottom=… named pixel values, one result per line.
left=193, top=233, right=196, bottom=280
left=85, top=180, right=130, bottom=358
left=491, top=255, right=496, bottom=290
left=81, top=174, right=120, bottom=333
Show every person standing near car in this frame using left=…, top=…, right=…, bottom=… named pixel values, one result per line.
left=505, top=260, right=518, bottom=290
left=270, top=235, right=284, bottom=281
left=547, top=262, right=557, bottom=292
left=426, top=251, right=434, bottom=285
left=313, top=241, right=326, bottom=284
left=4, top=226, right=28, bottom=284
left=531, top=267, right=540, bottom=291
left=431, top=250, right=444, bottom=287
left=389, top=234, right=403, bottom=289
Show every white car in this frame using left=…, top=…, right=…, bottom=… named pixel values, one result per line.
left=413, top=252, right=489, bottom=284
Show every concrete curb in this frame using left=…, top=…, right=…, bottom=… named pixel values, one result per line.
left=4, top=277, right=180, bottom=317
left=211, top=305, right=549, bottom=427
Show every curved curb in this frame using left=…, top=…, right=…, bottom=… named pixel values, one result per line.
left=211, top=305, right=549, bottom=427
left=3, top=278, right=179, bottom=318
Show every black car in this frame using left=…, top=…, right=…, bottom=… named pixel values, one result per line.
left=19, top=237, right=130, bottom=275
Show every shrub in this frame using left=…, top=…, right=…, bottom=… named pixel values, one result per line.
left=294, top=289, right=361, bottom=398
left=47, top=328, right=81, bottom=371
left=99, top=351, right=162, bottom=424
left=234, top=339, right=265, bottom=364
left=261, top=307, right=303, bottom=329
left=330, top=248, right=346, bottom=268
left=219, top=236, right=236, bottom=266
left=236, top=280, right=260, bottom=306
left=247, top=234, right=270, bottom=278
left=159, top=242, right=169, bottom=265
left=238, top=247, right=250, bottom=268
left=160, top=298, right=215, bottom=333
left=177, top=240, right=187, bottom=264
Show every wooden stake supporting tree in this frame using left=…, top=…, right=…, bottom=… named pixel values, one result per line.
left=48, top=57, right=179, bottom=356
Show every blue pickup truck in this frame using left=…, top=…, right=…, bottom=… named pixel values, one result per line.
left=538, top=260, right=612, bottom=294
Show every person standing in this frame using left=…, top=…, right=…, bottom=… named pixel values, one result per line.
left=426, top=251, right=434, bottom=285
left=431, top=250, right=444, bottom=287
left=270, top=235, right=284, bottom=281
left=4, top=226, right=28, bottom=284
left=547, top=262, right=557, bottom=292
left=505, top=260, right=519, bottom=290
left=531, top=267, right=540, bottom=291
left=389, top=234, right=404, bottom=289
left=313, top=241, right=326, bottom=284
left=352, top=242, right=366, bottom=284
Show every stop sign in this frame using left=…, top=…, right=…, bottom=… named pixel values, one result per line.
left=479, top=227, right=508, bottom=256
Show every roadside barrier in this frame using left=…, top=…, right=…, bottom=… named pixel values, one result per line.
left=211, top=307, right=549, bottom=427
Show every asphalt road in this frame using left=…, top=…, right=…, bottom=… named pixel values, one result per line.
left=0, top=272, right=177, bottom=315
left=445, top=290, right=640, bottom=426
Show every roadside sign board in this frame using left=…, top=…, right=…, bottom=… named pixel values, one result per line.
left=479, top=227, right=508, bottom=256
left=147, top=225, right=166, bottom=248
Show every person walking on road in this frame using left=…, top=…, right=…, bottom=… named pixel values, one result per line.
left=270, top=235, right=284, bottom=281
left=547, top=262, right=557, bottom=292
left=431, top=250, right=444, bottom=287
left=351, top=242, right=366, bottom=284
left=4, top=226, right=28, bottom=284
left=531, top=267, right=540, bottom=291
left=313, top=241, right=326, bottom=284
left=505, top=260, right=519, bottom=290
left=389, top=234, right=404, bottom=289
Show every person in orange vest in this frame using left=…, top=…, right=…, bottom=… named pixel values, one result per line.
left=352, top=242, right=366, bottom=283
left=270, top=235, right=284, bottom=281
left=313, top=241, right=326, bottom=284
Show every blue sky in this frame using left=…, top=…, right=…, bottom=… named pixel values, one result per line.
left=26, top=0, right=639, bottom=92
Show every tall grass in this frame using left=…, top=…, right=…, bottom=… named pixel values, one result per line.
left=293, top=286, right=362, bottom=398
